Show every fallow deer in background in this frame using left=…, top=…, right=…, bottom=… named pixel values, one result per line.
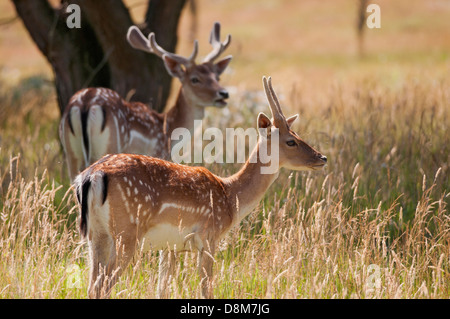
left=74, top=76, right=327, bottom=298
left=60, top=22, right=232, bottom=181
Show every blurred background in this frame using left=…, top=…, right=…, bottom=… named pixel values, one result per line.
left=1, top=0, right=450, bottom=97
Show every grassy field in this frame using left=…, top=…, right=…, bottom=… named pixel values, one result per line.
left=0, top=0, right=449, bottom=298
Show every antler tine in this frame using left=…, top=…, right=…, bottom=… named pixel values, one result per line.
left=187, top=40, right=199, bottom=63
left=127, top=26, right=152, bottom=53
left=149, top=33, right=198, bottom=66
left=263, top=76, right=286, bottom=127
left=203, top=22, right=231, bottom=63
left=267, top=77, right=286, bottom=118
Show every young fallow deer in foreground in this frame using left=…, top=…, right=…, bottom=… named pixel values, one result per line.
left=74, top=76, right=327, bottom=299
left=60, top=22, right=232, bottom=181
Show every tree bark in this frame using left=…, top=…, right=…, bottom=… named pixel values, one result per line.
left=11, top=0, right=187, bottom=114
left=12, top=0, right=109, bottom=113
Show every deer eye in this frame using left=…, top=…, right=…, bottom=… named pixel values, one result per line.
left=191, top=77, right=200, bottom=84
left=286, top=140, right=297, bottom=147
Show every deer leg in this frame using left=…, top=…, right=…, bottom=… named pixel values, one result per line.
left=67, top=156, right=85, bottom=182
left=61, top=106, right=87, bottom=181
left=157, top=249, right=176, bottom=298
left=198, top=244, right=215, bottom=299
left=87, top=231, right=114, bottom=299
left=88, top=233, right=134, bottom=299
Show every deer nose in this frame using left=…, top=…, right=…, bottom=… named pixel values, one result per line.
left=320, top=155, right=327, bottom=163
left=218, top=90, right=229, bottom=99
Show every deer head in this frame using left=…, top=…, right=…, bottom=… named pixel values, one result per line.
left=257, top=76, right=327, bottom=171
left=127, top=22, right=232, bottom=108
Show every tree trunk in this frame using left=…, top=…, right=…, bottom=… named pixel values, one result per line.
left=356, top=0, right=368, bottom=58
left=11, top=0, right=187, bottom=114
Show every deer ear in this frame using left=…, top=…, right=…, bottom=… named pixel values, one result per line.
left=163, top=55, right=185, bottom=79
left=214, top=55, right=232, bottom=75
left=257, top=112, right=272, bottom=129
left=286, top=114, right=299, bottom=128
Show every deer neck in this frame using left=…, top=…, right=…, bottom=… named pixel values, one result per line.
left=223, top=141, right=280, bottom=225
left=165, top=89, right=205, bottom=137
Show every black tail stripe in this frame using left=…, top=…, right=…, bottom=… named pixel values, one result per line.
left=80, top=177, right=91, bottom=238
left=102, top=173, right=108, bottom=204
left=81, top=110, right=90, bottom=161
left=101, top=105, right=107, bottom=132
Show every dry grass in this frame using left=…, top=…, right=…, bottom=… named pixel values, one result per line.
left=0, top=70, right=448, bottom=298
left=0, top=0, right=449, bottom=299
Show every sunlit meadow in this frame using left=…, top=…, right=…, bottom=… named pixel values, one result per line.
left=0, top=0, right=449, bottom=298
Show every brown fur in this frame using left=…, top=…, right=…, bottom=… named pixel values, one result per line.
left=60, top=24, right=232, bottom=181
left=74, top=77, right=327, bottom=299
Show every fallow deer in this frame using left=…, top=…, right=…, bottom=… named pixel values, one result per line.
left=74, top=76, right=327, bottom=298
left=60, top=22, right=232, bottom=181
